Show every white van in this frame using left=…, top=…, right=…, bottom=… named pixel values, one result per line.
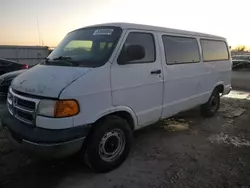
left=2, top=23, right=232, bottom=172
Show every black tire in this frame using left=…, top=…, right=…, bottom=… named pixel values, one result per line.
left=84, top=116, right=133, bottom=173
left=201, top=88, right=220, bottom=117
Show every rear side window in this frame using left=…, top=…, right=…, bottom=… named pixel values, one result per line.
left=162, top=36, right=200, bottom=65
left=120, top=32, right=155, bottom=64
left=201, top=39, right=229, bottom=61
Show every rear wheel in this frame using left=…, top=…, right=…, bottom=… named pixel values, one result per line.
left=201, top=88, right=220, bottom=117
left=84, top=116, right=133, bottom=173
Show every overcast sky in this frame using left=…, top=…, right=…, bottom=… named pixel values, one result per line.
left=0, top=0, right=249, bottom=48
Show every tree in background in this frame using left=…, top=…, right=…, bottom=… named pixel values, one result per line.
left=232, top=45, right=247, bottom=52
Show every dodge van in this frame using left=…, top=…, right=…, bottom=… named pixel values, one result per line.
left=2, top=23, right=232, bottom=172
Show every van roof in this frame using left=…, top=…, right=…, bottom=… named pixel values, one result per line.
left=73, top=22, right=226, bottom=40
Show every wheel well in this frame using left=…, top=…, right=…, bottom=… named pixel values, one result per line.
left=107, top=111, right=135, bottom=130
left=216, top=85, right=224, bottom=94
left=95, top=111, right=135, bottom=130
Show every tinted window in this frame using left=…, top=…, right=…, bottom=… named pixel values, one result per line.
left=162, top=36, right=200, bottom=64
left=201, top=40, right=229, bottom=61
left=120, top=32, right=155, bottom=64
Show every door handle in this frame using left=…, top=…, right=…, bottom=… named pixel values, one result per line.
left=150, top=69, right=161, bottom=74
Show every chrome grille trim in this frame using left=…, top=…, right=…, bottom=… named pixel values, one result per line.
left=7, top=97, right=12, bottom=105
left=14, top=105, right=34, bottom=113
left=7, top=102, right=13, bottom=115
left=16, top=114, right=33, bottom=124
left=7, top=87, right=40, bottom=125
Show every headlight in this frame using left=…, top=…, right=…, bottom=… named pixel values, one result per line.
left=38, top=100, right=79, bottom=118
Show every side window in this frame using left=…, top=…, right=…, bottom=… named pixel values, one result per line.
left=119, top=32, right=155, bottom=64
left=162, top=36, right=200, bottom=65
left=201, top=39, right=229, bottom=61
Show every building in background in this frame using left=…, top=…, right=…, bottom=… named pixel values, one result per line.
left=0, top=45, right=49, bottom=66
left=231, top=51, right=250, bottom=56
left=231, top=45, right=250, bottom=56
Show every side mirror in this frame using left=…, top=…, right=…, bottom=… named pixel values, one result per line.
left=118, top=45, right=145, bottom=64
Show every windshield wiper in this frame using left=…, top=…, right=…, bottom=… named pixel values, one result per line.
left=40, top=57, right=51, bottom=65
left=45, top=57, right=50, bottom=63
left=53, top=56, right=74, bottom=66
left=53, top=56, right=72, bottom=61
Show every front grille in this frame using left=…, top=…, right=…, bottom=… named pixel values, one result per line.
left=16, top=109, right=33, bottom=122
left=16, top=98, right=36, bottom=111
left=7, top=88, right=39, bottom=125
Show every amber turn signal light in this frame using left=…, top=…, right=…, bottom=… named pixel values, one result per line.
left=54, top=100, right=79, bottom=118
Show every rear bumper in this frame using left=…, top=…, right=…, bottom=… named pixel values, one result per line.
left=1, top=109, right=91, bottom=158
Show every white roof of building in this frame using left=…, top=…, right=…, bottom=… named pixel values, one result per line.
left=75, top=22, right=225, bottom=40
left=0, top=45, right=48, bottom=49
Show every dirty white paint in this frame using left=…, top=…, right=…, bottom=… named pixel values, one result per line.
left=209, top=133, right=250, bottom=147
left=8, top=23, right=232, bottom=132
left=11, top=64, right=92, bottom=98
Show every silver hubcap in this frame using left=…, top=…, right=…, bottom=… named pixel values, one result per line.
left=99, top=129, right=125, bottom=162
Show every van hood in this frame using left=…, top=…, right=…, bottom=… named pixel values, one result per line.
left=11, top=64, right=92, bottom=98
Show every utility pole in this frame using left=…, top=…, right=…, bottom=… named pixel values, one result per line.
left=36, top=15, right=41, bottom=46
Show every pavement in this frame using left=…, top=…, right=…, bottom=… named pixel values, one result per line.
left=1, top=91, right=250, bottom=188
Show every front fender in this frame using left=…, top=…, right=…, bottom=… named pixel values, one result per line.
left=95, top=106, right=139, bottom=129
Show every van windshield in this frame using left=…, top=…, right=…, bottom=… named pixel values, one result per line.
left=45, top=27, right=122, bottom=67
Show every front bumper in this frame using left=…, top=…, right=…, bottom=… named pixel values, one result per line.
left=1, top=109, right=91, bottom=158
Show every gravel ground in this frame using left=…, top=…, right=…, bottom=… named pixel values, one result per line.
left=1, top=91, right=250, bottom=188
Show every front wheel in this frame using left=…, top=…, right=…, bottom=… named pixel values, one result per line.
left=84, top=116, right=133, bottom=173
left=201, top=88, right=220, bottom=117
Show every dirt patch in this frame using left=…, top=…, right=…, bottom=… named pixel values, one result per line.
left=209, top=132, right=250, bottom=147
left=163, top=118, right=189, bottom=132
left=219, top=102, right=246, bottom=118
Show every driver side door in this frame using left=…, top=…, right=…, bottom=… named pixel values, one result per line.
left=111, top=30, right=164, bottom=128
